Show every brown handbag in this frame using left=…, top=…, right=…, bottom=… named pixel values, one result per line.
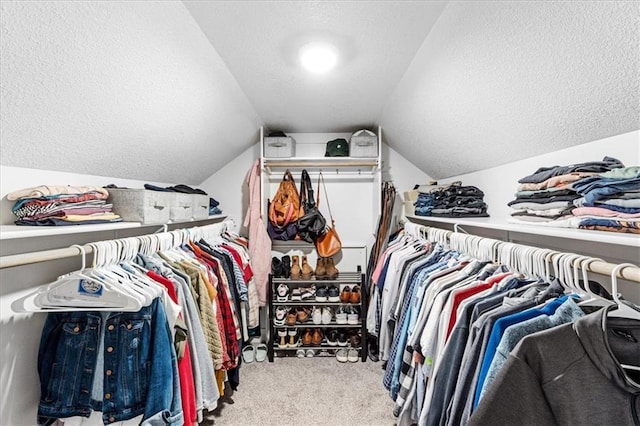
left=269, top=169, right=301, bottom=228
left=315, top=172, right=342, bottom=257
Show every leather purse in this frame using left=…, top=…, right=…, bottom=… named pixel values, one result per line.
left=315, top=172, right=342, bottom=257
left=269, top=169, right=301, bottom=228
left=296, top=170, right=326, bottom=243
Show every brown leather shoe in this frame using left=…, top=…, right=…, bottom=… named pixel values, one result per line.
left=349, top=285, right=361, bottom=304
left=286, top=308, right=297, bottom=326
left=301, top=329, right=313, bottom=346
left=340, top=286, right=352, bottom=303
left=296, top=307, right=311, bottom=323
left=325, top=257, right=338, bottom=279
left=315, top=257, right=327, bottom=279
left=301, top=255, right=314, bottom=279
left=290, top=255, right=301, bottom=279
left=312, top=328, right=324, bottom=346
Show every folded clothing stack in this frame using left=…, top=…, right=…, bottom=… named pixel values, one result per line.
left=509, top=157, right=639, bottom=233
left=143, top=183, right=222, bottom=215
left=8, top=185, right=122, bottom=226
left=414, top=181, right=489, bottom=218
left=571, top=166, right=640, bottom=234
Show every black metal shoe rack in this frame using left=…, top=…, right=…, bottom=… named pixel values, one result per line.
left=267, top=268, right=367, bottom=362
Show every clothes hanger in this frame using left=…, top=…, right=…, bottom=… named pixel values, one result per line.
left=575, top=256, right=613, bottom=307
left=607, top=263, right=640, bottom=321
left=16, top=243, right=143, bottom=312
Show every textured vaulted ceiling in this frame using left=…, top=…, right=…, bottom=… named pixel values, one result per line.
left=1, top=1, right=638, bottom=184
left=182, top=0, right=446, bottom=133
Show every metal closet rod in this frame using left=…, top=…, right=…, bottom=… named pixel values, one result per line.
left=0, top=219, right=235, bottom=270
left=406, top=223, right=640, bottom=284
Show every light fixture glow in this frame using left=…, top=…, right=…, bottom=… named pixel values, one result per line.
left=299, top=42, right=337, bottom=73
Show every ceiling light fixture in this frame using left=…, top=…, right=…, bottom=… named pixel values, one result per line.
left=299, top=42, right=338, bottom=74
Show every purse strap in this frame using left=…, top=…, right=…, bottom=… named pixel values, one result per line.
left=317, top=172, right=334, bottom=222
left=300, top=169, right=315, bottom=208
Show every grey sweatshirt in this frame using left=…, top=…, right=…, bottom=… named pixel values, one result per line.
left=468, top=306, right=640, bottom=426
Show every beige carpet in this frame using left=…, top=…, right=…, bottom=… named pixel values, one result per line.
left=210, top=355, right=397, bottom=426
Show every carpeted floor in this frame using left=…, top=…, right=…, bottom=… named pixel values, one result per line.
left=210, top=354, right=397, bottom=426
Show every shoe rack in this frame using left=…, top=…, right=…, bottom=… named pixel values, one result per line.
left=267, top=269, right=367, bottom=362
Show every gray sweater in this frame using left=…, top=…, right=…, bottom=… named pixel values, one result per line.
left=469, top=306, right=640, bottom=426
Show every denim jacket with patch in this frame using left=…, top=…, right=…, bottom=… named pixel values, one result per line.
left=37, top=298, right=183, bottom=425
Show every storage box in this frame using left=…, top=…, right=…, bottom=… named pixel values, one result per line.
left=264, top=136, right=296, bottom=158
left=170, top=193, right=193, bottom=222
left=349, top=130, right=378, bottom=157
left=192, top=194, right=210, bottom=220
left=107, top=188, right=172, bottom=224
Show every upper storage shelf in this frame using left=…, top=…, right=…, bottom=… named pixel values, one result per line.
left=260, top=126, right=381, bottom=175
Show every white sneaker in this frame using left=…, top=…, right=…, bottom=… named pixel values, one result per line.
left=347, top=306, right=360, bottom=325
left=336, top=349, right=348, bottom=363
left=296, top=349, right=306, bottom=358
left=321, top=307, right=333, bottom=325
left=347, top=348, right=359, bottom=362
left=276, top=283, right=290, bottom=302
left=335, top=305, right=348, bottom=325
left=291, top=288, right=302, bottom=301
left=274, top=306, right=288, bottom=326
left=312, top=307, right=322, bottom=325
left=306, top=349, right=316, bottom=358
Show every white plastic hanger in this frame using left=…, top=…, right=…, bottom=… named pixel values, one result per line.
left=608, top=263, right=640, bottom=321
left=14, top=244, right=143, bottom=312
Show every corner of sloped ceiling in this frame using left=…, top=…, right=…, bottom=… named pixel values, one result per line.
left=0, top=1, right=262, bottom=185
left=380, top=1, right=640, bottom=180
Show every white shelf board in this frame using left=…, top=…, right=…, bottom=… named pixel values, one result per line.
left=405, top=214, right=640, bottom=248
left=0, top=215, right=227, bottom=240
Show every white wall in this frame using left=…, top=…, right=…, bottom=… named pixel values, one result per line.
left=198, top=136, right=432, bottom=239
left=436, top=130, right=640, bottom=222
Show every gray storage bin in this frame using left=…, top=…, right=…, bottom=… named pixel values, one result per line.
left=349, top=129, right=378, bottom=157
left=264, top=136, right=296, bottom=157
left=192, top=194, right=210, bottom=220
left=107, top=188, right=171, bottom=224
left=170, top=193, right=193, bottom=222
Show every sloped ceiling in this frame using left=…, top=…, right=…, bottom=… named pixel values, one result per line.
left=1, top=1, right=638, bottom=184
left=182, top=0, right=446, bottom=132
left=0, top=1, right=261, bottom=185
left=381, top=1, right=640, bottom=178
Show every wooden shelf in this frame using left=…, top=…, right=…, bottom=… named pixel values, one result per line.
left=0, top=215, right=227, bottom=240
left=405, top=214, right=640, bottom=248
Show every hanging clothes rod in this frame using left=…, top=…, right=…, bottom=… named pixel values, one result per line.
left=0, top=219, right=235, bottom=270
left=403, top=222, right=640, bottom=283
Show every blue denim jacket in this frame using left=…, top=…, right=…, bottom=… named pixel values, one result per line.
left=37, top=298, right=183, bottom=425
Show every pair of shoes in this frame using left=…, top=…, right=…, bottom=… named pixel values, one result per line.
left=340, top=285, right=361, bottom=304
left=327, top=329, right=348, bottom=346
left=290, top=255, right=314, bottom=279
left=315, top=285, right=339, bottom=302
left=311, top=307, right=333, bottom=325
left=315, top=257, right=339, bottom=279
left=296, top=307, right=311, bottom=323
left=336, top=348, right=359, bottom=363
left=301, top=286, right=316, bottom=300
left=272, top=256, right=292, bottom=278
left=277, top=329, right=299, bottom=348
left=242, top=343, right=268, bottom=363
left=296, top=348, right=316, bottom=358
left=301, top=328, right=324, bottom=346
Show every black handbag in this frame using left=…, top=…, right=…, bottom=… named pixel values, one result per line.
left=296, top=169, right=326, bottom=243
left=266, top=199, right=298, bottom=241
